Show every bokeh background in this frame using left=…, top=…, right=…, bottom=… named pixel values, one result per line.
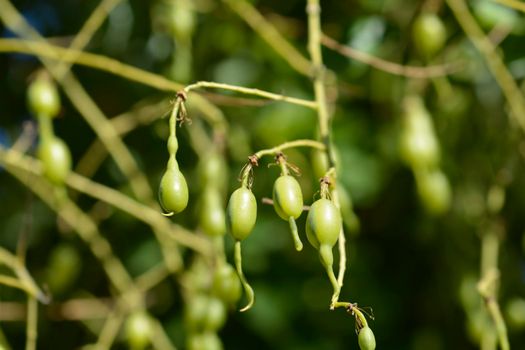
left=1, top=0, right=525, bottom=349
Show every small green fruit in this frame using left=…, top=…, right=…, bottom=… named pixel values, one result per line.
left=412, top=13, right=446, bottom=60
left=187, top=332, right=223, bottom=350
left=358, top=326, right=376, bottom=350
left=273, top=175, right=303, bottom=220
left=416, top=169, right=452, bottom=215
left=306, top=198, right=341, bottom=249
left=28, top=74, right=60, bottom=118
left=227, top=187, right=257, bottom=241
left=212, top=264, right=242, bottom=305
left=159, top=167, right=189, bottom=214
left=199, top=187, right=226, bottom=236
left=125, top=311, right=153, bottom=350
left=38, top=136, right=72, bottom=185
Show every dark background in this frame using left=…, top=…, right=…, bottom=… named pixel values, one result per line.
left=1, top=0, right=525, bottom=349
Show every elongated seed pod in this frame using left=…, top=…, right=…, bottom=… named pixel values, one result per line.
left=159, top=166, right=189, bottom=215
left=305, top=198, right=341, bottom=249
left=38, top=136, right=72, bottom=185
left=273, top=175, right=303, bottom=220
left=227, top=187, right=257, bottom=241
left=358, top=326, right=376, bottom=350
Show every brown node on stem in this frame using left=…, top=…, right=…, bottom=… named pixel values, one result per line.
left=320, top=176, right=331, bottom=186
left=176, top=90, right=187, bottom=101
left=248, top=154, right=259, bottom=167
left=273, top=152, right=302, bottom=176
left=238, top=155, right=260, bottom=189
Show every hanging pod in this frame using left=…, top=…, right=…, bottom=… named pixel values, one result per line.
left=227, top=187, right=257, bottom=241
left=28, top=72, right=61, bottom=119
left=198, top=151, right=229, bottom=195
left=125, top=311, right=153, bottom=350
left=227, top=186, right=257, bottom=311
left=399, top=96, right=440, bottom=169
left=159, top=161, right=189, bottom=215
left=199, top=187, right=226, bottom=236
left=415, top=168, right=451, bottom=216
left=272, top=175, right=304, bottom=250
left=158, top=96, right=188, bottom=215
left=358, top=326, right=376, bottom=350
left=306, top=198, right=341, bottom=249
left=306, top=198, right=342, bottom=269
left=38, top=135, right=72, bottom=185
left=212, top=263, right=242, bottom=306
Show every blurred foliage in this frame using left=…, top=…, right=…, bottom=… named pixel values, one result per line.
left=1, top=0, right=525, bottom=349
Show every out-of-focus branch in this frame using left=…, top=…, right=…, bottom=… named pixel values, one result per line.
left=321, top=34, right=462, bottom=79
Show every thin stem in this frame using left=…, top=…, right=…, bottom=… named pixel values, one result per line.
left=25, top=296, right=37, bottom=350
left=135, top=264, right=170, bottom=293
left=150, top=318, right=178, bottom=350
left=446, top=0, right=525, bottom=134
left=0, top=275, right=31, bottom=294
left=306, top=0, right=331, bottom=141
left=223, top=0, right=312, bottom=76
left=254, top=139, right=325, bottom=158
left=336, top=228, right=346, bottom=287
left=332, top=302, right=369, bottom=328
left=234, top=241, right=255, bottom=312
left=288, top=217, right=303, bottom=251
left=322, top=34, right=461, bottom=79
left=36, top=114, right=54, bottom=141
left=169, top=100, right=182, bottom=147
left=325, top=263, right=340, bottom=308
left=477, top=227, right=509, bottom=350
left=486, top=297, right=509, bottom=350
left=93, top=307, right=125, bottom=350
left=0, top=248, right=47, bottom=303
left=185, top=81, right=317, bottom=109
left=0, top=38, right=184, bottom=92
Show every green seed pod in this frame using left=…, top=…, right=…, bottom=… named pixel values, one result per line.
left=336, top=184, right=360, bottom=235
left=198, top=151, right=229, bottom=195
left=199, top=187, right=226, bottom=236
left=187, top=331, right=223, bottom=350
left=185, top=295, right=227, bottom=332
left=28, top=73, right=60, bottom=118
left=159, top=166, right=189, bottom=214
left=212, top=264, right=242, bottom=305
left=412, top=13, right=446, bottom=60
left=170, top=0, right=196, bottom=41
left=311, top=149, right=330, bottom=179
left=38, top=136, right=72, bottom=185
left=400, top=127, right=439, bottom=169
left=125, top=311, right=153, bottom=350
left=505, top=297, right=525, bottom=330
left=185, top=294, right=209, bottom=331
left=400, top=97, right=440, bottom=169
left=204, top=297, right=227, bottom=332
left=227, top=187, right=257, bottom=241
left=273, top=175, right=303, bottom=220
left=45, top=243, right=81, bottom=295
left=358, top=326, right=376, bottom=350
left=306, top=198, right=341, bottom=249
left=416, top=169, right=452, bottom=216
